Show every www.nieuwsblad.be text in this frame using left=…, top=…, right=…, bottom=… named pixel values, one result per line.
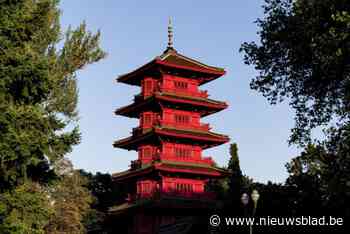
left=209, top=215, right=344, bottom=227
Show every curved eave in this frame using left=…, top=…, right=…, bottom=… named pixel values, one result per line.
left=117, top=59, right=158, bottom=86
left=113, top=130, right=156, bottom=150
left=112, top=162, right=230, bottom=182
left=156, top=93, right=228, bottom=115
left=112, top=165, right=155, bottom=182
left=154, top=163, right=230, bottom=178
left=115, top=96, right=156, bottom=118
left=155, top=127, right=230, bottom=146
left=155, top=59, right=225, bottom=85
left=116, top=59, right=225, bottom=86
left=113, top=127, right=229, bottom=150
left=115, top=93, right=228, bottom=118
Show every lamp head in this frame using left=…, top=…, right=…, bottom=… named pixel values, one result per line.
left=241, top=193, right=249, bottom=205
left=251, top=190, right=260, bottom=203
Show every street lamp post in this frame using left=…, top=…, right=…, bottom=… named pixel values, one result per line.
left=241, top=193, right=249, bottom=206
left=250, top=190, right=260, bottom=234
left=241, top=190, right=260, bottom=234
left=241, top=193, right=249, bottom=217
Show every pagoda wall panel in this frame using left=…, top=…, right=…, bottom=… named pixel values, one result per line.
left=140, top=111, right=159, bottom=129
left=161, top=74, right=209, bottom=98
left=138, top=145, right=158, bottom=163
left=161, top=108, right=201, bottom=128
left=161, top=176, right=205, bottom=193
left=162, top=74, right=199, bottom=93
left=142, top=77, right=158, bottom=97
left=161, top=142, right=202, bottom=161
left=136, top=179, right=158, bottom=198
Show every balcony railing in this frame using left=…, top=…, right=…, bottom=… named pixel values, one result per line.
left=157, top=190, right=216, bottom=200
left=158, top=154, right=214, bottom=166
left=126, top=189, right=216, bottom=203
left=133, top=119, right=211, bottom=135
left=131, top=127, right=143, bottom=136
left=130, top=154, right=214, bottom=169
left=130, top=159, right=142, bottom=170
left=133, top=83, right=209, bottom=102
left=133, top=93, right=143, bottom=102
left=160, top=87, right=209, bottom=99
left=157, top=119, right=210, bottom=132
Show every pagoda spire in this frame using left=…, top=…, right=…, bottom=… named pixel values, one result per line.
left=167, top=17, right=173, bottom=49
left=164, top=17, right=176, bottom=53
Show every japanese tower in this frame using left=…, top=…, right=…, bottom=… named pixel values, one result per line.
left=110, top=19, right=230, bottom=234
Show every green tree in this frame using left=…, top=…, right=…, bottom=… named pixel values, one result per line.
left=227, top=143, right=243, bottom=202
left=79, top=171, right=128, bottom=233
left=285, top=144, right=327, bottom=215
left=44, top=170, right=93, bottom=234
left=0, top=0, right=106, bottom=191
left=240, top=1, right=350, bottom=230
left=240, top=0, right=350, bottom=145
left=0, top=182, right=52, bottom=234
left=0, top=0, right=105, bottom=231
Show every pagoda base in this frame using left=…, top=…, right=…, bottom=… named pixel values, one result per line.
left=107, top=197, right=222, bottom=234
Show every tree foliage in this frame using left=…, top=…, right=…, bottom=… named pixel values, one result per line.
left=79, top=171, right=128, bottom=233
left=286, top=124, right=350, bottom=217
left=227, top=143, right=243, bottom=201
left=0, top=0, right=105, bottom=231
left=45, top=171, right=93, bottom=234
left=240, top=2, right=349, bottom=230
left=0, top=182, right=52, bottom=234
left=0, top=0, right=106, bottom=191
left=240, top=0, right=350, bottom=145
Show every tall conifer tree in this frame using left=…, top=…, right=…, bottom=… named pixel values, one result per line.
left=228, top=143, right=243, bottom=204
left=0, top=0, right=105, bottom=232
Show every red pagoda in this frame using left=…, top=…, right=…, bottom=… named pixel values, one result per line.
left=110, top=19, right=230, bottom=234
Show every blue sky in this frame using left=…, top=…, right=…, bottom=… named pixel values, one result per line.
left=60, top=0, right=300, bottom=183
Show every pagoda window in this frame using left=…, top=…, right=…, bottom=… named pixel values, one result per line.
left=175, top=183, right=193, bottom=193
left=143, top=183, right=151, bottom=193
left=144, top=114, right=152, bottom=125
left=139, top=145, right=156, bottom=162
left=143, top=78, right=156, bottom=97
left=174, top=147, right=192, bottom=159
left=174, top=114, right=190, bottom=125
left=137, top=180, right=156, bottom=195
left=143, top=148, right=151, bottom=158
left=145, top=80, right=152, bottom=91
left=142, top=112, right=154, bottom=128
left=174, top=81, right=188, bottom=90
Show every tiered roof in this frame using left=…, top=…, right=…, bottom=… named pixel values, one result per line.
left=117, top=48, right=225, bottom=86
left=113, top=126, right=229, bottom=150
left=115, top=91, right=228, bottom=118
left=112, top=160, right=230, bottom=182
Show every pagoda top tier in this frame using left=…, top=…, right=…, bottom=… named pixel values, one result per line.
left=117, top=48, right=225, bottom=86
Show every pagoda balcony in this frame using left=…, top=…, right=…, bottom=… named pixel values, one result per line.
left=130, top=155, right=214, bottom=170
left=134, top=119, right=211, bottom=134
left=155, top=153, right=215, bottom=166
left=155, top=190, right=216, bottom=200
left=133, top=93, right=143, bottom=102
left=131, top=126, right=146, bottom=136
left=160, top=86, right=209, bottom=99
left=157, top=119, right=211, bottom=132
left=127, top=189, right=216, bottom=203
left=130, top=159, right=142, bottom=170
left=134, top=86, right=209, bottom=102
